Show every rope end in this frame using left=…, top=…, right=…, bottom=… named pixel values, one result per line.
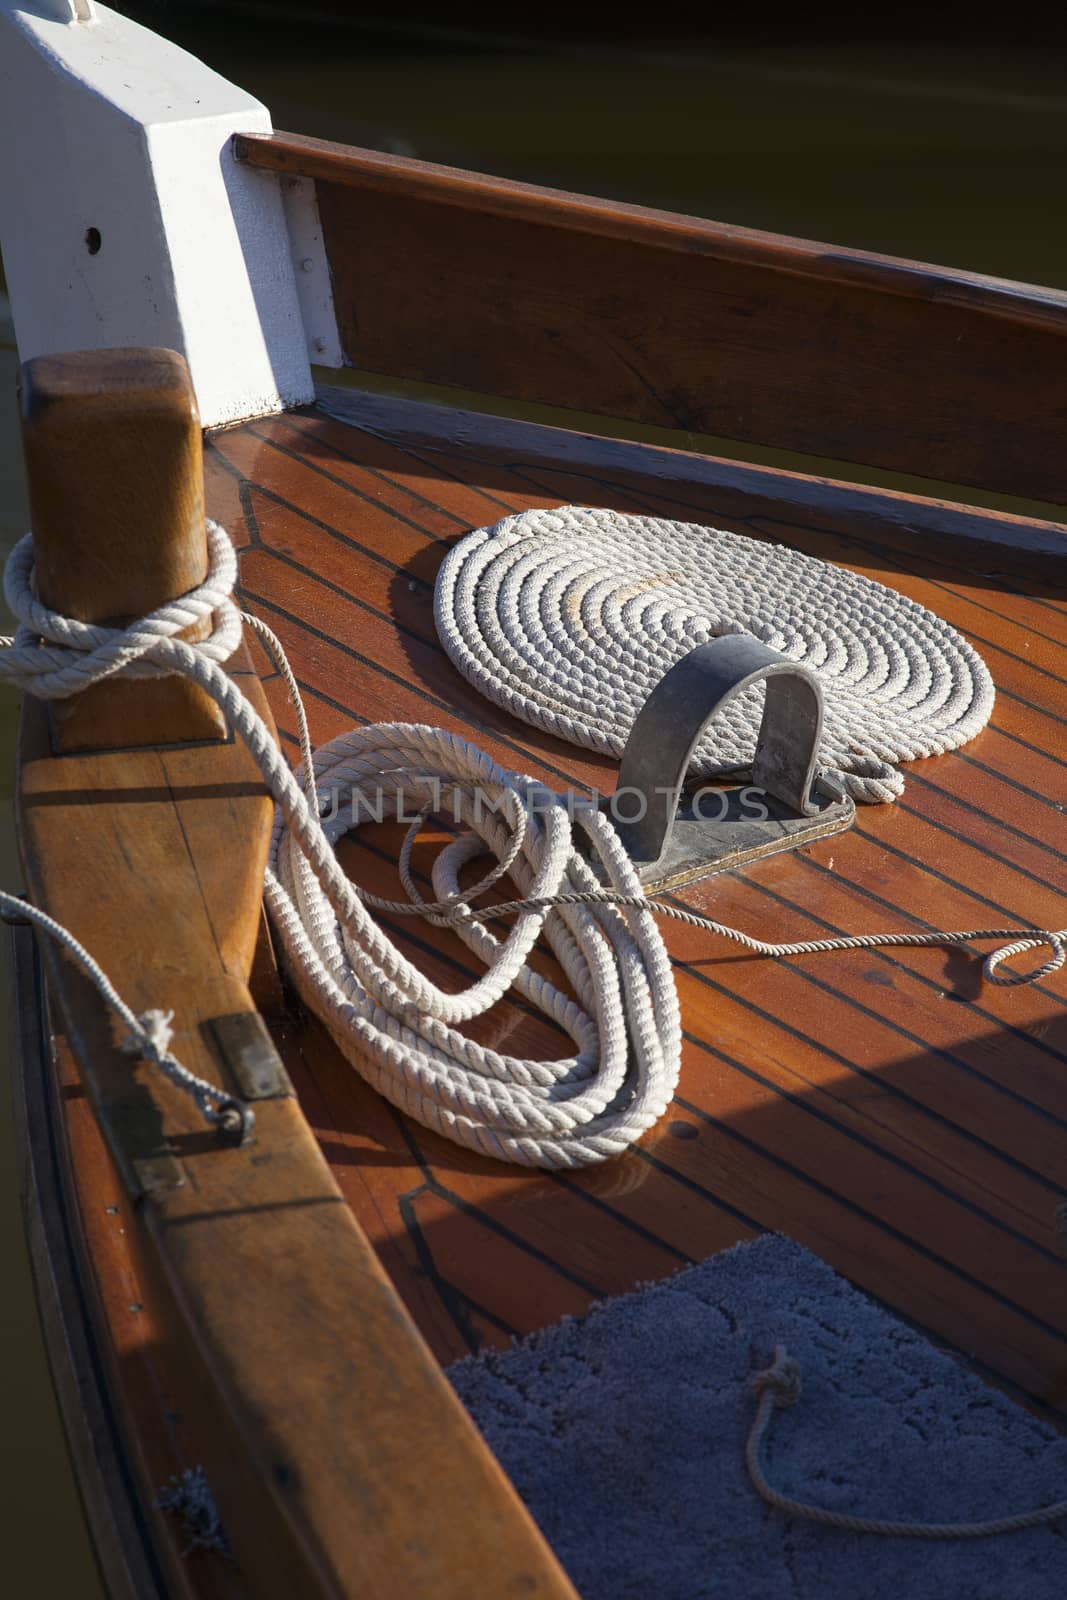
left=123, top=1006, right=175, bottom=1060
left=753, top=1345, right=802, bottom=1409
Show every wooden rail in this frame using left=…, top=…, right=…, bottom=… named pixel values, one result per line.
left=14, top=349, right=575, bottom=1599
left=236, top=130, right=1067, bottom=504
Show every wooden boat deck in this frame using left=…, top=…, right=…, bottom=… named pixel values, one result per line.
left=201, top=387, right=1067, bottom=1414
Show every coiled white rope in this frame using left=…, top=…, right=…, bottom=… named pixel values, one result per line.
left=434, top=506, right=997, bottom=805
left=1, top=519, right=1062, bottom=1167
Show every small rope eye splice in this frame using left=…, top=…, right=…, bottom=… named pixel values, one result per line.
left=746, top=1345, right=1067, bottom=1539
left=1, top=519, right=1064, bottom=1168
left=120, top=1007, right=255, bottom=1148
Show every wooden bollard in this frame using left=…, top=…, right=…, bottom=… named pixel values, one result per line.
left=18, top=347, right=227, bottom=751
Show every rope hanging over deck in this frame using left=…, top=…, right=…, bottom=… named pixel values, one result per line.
left=1, top=519, right=1062, bottom=1169
left=434, top=506, right=997, bottom=805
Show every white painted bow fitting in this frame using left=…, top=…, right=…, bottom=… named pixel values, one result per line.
left=0, top=1, right=341, bottom=425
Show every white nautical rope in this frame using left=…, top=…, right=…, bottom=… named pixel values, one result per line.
left=434, top=506, right=997, bottom=805
left=0, top=889, right=242, bottom=1130
left=0, top=520, right=1062, bottom=1166
left=746, top=1345, right=1067, bottom=1537
left=0, top=520, right=243, bottom=692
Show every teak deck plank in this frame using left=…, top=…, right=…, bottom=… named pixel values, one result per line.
left=203, top=390, right=1067, bottom=1420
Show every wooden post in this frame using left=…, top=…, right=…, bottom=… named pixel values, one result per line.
left=18, top=347, right=227, bottom=751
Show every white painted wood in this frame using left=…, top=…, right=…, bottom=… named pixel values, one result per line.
left=32, top=1, right=96, bottom=19
left=281, top=177, right=345, bottom=370
left=0, top=2, right=324, bottom=426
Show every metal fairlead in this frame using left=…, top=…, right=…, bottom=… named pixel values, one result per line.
left=608, top=635, right=855, bottom=891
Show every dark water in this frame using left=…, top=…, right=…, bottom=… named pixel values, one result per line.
left=1, top=20, right=1065, bottom=1597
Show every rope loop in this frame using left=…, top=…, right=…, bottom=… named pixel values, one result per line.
left=983, top=931, right=1066, bottom=987
left=0, top=519, right=242, bottom=698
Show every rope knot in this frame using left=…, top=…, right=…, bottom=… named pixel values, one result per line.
left=0, top=519, right=241, bottom=700
left=123, top=1006, right=175, bottom=1061
left=752, top=1345, right=802, bottom=1409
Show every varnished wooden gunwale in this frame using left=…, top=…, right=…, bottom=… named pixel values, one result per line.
left=202, top=389, right=1067, bottom=1417
left=15, top=357, right=576, bottom=1600
left=237, top=131, right=1067, bottom=503
left=235, top=131, right=1067, bottom=326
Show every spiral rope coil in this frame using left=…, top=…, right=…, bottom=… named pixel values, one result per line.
left=1, top=518, right=1062, bottom=1168
left=434, top=506, right=997, bottom=805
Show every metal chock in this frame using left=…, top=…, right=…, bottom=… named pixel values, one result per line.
left=607, top=635, right=855, bottom=891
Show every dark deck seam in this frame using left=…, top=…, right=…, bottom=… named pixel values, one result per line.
left=258, top=415, right=474, bottom=533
